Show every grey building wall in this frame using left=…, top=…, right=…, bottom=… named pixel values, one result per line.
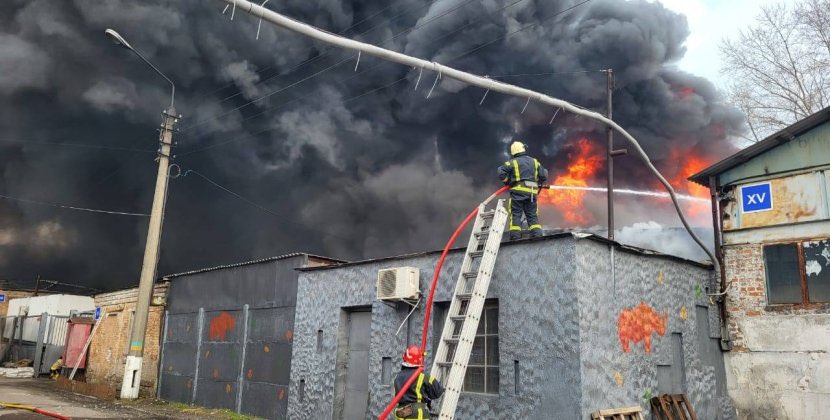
left=159, top=254, right=309, bottom=420
left=288, top=235, right=733, bottom=419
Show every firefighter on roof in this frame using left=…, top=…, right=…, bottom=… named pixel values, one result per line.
left=498, top=140, right=548, bottom=240
left=393, top=345, right=444, bottom=420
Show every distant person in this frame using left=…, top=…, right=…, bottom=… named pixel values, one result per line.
left=498, top=140, right=548, bottom=239
left=50, top=356, right=63, bottom=379
left=393, top=345, right=444, bottom=420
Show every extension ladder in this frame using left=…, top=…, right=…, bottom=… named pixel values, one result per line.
left=430, top=199, right=509, bottom=419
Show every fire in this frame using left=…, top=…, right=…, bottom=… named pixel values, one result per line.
left=538, top=138, right=603, bottom=225
left=663, top=147, right=711, bottom=219
left=676, top=86, right=695, bottom=99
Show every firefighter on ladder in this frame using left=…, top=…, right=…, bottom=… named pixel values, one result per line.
left=393, top=345, right=444, bottom=420
left=498, top=140, right=548, bottom=240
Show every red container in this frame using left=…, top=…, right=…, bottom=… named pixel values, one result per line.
left=63, top=318, right=94, bottom=369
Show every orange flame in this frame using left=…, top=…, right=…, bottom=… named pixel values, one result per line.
left=538, top=138, right=603, bottom=225
left=663, top=147, right=711, bottom=220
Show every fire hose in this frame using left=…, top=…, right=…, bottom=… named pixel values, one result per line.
left=379, top=186, right=509, bottom=420
left=0, top=402, right=71, bottom=420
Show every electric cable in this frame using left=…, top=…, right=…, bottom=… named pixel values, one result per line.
left=179, top=72, right=408, bottom=156
left=0, top=194, right=150, bottom=217
left=181, top=0, right=482, bottom=137
left=0, top=138, right=156, bottom=153
left=448, top=0, right=593, bottom=63
left=180, top=169, right=352, bottom=242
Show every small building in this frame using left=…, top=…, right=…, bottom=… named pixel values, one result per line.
left=288, top=234, right=731, bottom=419
left=156, top=253, right=341, bottom=419
left=85, top=281, right=170, bottom=397
left=690, top=106, right=830, bottom=419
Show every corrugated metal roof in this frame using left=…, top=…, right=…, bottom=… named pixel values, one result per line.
left=689, top=105, right=830, bottom=186
left=162, top=252, right=346, bottom=279
left=298, top=232, right=713, bottom=272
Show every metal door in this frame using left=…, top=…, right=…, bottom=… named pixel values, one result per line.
left=341, top=309, right=371, bottom=420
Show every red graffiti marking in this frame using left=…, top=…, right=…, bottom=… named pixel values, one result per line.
left=186, top=379, right=193, bottom=389
left=277, top=389, right=286, bottom=400
left=285, top=329, right=294, bottom=342
left=212, top=368, right=220, bottom=378
left=209, top=312, right=236, bottom=341
left=247, top=369, right=254, bottom=379
left=618, top=302, right=667, bottom=353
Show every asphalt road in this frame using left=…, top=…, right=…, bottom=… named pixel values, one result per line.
left=0, top=377, right=246, bottom=419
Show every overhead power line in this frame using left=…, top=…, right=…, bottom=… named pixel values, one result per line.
left=0, top=138, right=156, bottom=153
left=181, top=0, right=482, bottom=138
left=0, top=194, right=150, bottom=217
left=181, top=169, right=351, bottom=241
left=179, top=72, right=408, bottom=156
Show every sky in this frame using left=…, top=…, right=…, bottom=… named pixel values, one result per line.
left=658, top=0, right=786, bottom=86
left=0, top=0, right=759, bottom=290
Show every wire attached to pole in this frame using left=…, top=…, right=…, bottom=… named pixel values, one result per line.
left=426, top=68, right=442, bottom=98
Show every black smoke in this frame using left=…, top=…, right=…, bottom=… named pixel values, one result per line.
left=0, top=0, right=743, bottom=290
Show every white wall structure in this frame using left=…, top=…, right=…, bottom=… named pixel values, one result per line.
left=3, top=294, right=94, bottom=342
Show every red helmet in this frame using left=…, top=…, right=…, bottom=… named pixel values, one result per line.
left=402, top=345, right=424, bottom=367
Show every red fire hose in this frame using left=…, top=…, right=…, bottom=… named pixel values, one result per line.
left=0, top=402, right=71, bottom=420
left=379, top=186, right=509, bottom=420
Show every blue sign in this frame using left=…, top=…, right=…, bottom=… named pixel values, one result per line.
left=0, top=294, right=5, bottom=303
left=741, top=183, right=773, bottom=213
left=94, top=307, right=102, bottom=320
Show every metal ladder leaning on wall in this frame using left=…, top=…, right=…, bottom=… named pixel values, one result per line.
left=430, top=199, right=509, bottom=419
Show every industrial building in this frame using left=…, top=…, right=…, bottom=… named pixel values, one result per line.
left=155, top=253, right=341, bottom=419
left=288, top=233, right=732, bottom=419
left=690, top=106, right=830, bottom=419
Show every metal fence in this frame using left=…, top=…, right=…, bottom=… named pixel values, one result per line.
left=159, top=304, right=293, bottom=419
left=0, top=313, right=70, bottom=376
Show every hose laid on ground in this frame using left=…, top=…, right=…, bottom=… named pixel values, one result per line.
left=379, top=186, right=509, bottom=420
left=0, top=402, right=71, bottom=420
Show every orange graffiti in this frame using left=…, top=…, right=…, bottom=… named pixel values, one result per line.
left=264, top=345, right=270, bottom=353
left=617, top=302, right=667, bottom=353
left=277, top=389, right=286, bottom=400
left=209, top=311, right=236, bottom=341
left=247, top=369, right=254, bottom=379
left=212, top=368, right=220, bottom=378
left=225, top=384, right=232, bottom=394
left=285, top=329, right=294, bottom=342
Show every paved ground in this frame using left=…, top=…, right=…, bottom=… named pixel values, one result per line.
left=0, top=377, right=256, bottom=419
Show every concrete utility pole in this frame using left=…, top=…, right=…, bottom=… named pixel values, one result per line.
left=105, top=29, right=178, bottom=400
left=605, top=69, right=626, bottom=241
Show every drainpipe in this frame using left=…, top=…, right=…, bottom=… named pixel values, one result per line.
left=709, top=176, right=732, bottom=351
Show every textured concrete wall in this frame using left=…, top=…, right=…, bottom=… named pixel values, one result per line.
left=288, top=236, right=729, bottom=419
left=87, top=282, right=168, bottom=397
left=723, top=244, right=830, bottom=419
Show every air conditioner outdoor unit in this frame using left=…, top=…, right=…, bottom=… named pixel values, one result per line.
left=377, top=267, right=420, bottom=301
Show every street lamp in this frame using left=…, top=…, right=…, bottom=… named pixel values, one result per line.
left=105, top=28, right=178, bottom=400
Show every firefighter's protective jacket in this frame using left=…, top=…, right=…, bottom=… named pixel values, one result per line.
left=394, top=366, right=444, bottom=419
left=498, top=152, right=548, bottom=199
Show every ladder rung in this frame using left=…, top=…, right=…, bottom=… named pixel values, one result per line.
left=437, top=361, right=454, bottom=368
left=469, top=250, right=484, bottom=258
left=480, top=210, right=495, bottom=219
left=450, top=315, right=466, bottom=322
left=455, top=292, right=472, bottom=300
left=461, top=271, right=477, bottom=279
left=474, top=231, right=490, bottom=239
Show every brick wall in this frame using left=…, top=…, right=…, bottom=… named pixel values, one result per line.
left=722, top=243, right=830, bottom=419
left=86, top=282, right=169, bottom=397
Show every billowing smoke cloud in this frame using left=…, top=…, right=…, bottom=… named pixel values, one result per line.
left=0, top=0, right=742, bottom=290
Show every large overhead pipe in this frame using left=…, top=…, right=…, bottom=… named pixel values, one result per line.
left=215, top=0, right=718, bottom=274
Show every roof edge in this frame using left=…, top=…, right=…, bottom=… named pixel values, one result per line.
left=689, top=105, right=830, bottom=185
